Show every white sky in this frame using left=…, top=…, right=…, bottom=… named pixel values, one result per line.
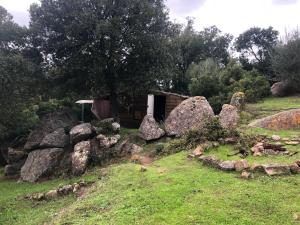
left=0, top=0, right=299, bottom=37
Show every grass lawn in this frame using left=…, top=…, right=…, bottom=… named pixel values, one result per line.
left=0, top=168, right=98, bottom=225
left=1, top=152, right=300, bottom=225
left=47, top=152, right=300, bottom=225
left=246, top=96, right=300, bottom=119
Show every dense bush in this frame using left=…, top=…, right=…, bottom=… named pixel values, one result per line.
left=187, top=59, right=270, bottom=113
left=164, top=117, right=237, bottom=154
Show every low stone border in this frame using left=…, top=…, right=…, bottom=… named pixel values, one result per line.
left=189, top=154, right=300, bottom=178
left=24, top=180, right=94, bottom=201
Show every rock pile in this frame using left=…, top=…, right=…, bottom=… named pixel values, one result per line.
left=195, top=154, right=300, bottom=177
left=25, top=181, right=93, bottom=201
left=5, top=109, right=78, bottom=180
left=3, top=109, right=141, bottom=182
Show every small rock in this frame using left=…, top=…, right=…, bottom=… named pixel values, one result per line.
left=34, top=193, right=45, bottom=201
left=241, top=171, right=251, bottom=179
left=271, top=135, right=281, bottom=141
left=73, top=183, right=81, bottom=193
left=45, top=190, right=58, bottom=199
left=250, top=163, right=264, bottom=173
left=253, top=151, right=263, bottom=157
left=290, top=163, right=300, bottom=174
left=111, top=122, right=121, bottom=133
left=263, top=164, right=291, bottom=176
left=218, top=160, right=236, bottom=171
left=58, top=184, right=73, bottom=195
left=192, top=146, right=204, bottom=157
left=224, top=137, right=238, bottom=144
left=96, top=134, right=121, bottom=148
left=285, top=141, right=299, bottom=146
left=293, top=213, right=299, bottom=221
left=235, top=160, right=249, bottom=172
left=263, top=149, right=278, bottom=155
left=140, top=166, right=147, bottom=172
left=131, top=154, right=141, bottom=163
left=200, top=156, right=220, bottom=168
left=282, top=137, right=290, bottom=141
left=70, top=123, right=94, bottom=144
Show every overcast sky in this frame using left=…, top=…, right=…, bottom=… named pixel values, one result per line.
left=0, top=0, right=299, bottom=37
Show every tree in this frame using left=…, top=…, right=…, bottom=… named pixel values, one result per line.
left=29, top=0, right=176, bottom=119
left=0, top=6, right=41, bottom=141
left=235, top=27, right=279, bottom=79
left=187, top=58, right=270, bottom=113
left=272, top=30, right=300, bottom=92
left=170, top=19, right=232, bottom=94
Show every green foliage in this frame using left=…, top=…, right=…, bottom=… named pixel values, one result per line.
left=37, top=98, right=74, bottom=116
left=271, top=30, right=300, bottom=92
left=169, top=19, right=233, bottom=94
left=165, top=117, right=235, bottom=153
left=155, top=142, right=165, bottom=154
left=235, top=26, right=279, bottom=79
left=187, top=59, right=270, bottom=113
left=29, top=0, right=176, bottom=118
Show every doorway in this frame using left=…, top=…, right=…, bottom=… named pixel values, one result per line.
left=154, top=95, right=166, bottom=122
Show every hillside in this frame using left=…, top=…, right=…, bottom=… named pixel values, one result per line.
left=1, top=97, right=300, bottom=225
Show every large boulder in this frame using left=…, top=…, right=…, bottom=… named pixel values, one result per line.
left=230, top=92, right=246, bottom=111
left=21, top=148, right=65, bottom=182
left=219, top=104, right=239, bottom=129
left=24, top=109, right=78, bottom=151
left=40, top=128, right=69, bottom=148
left=271, top=82, right=289, bottom=97
left=249, top=109, right=300, bottom=130
left=72, top=141, right=91, bottom=176
left=139, top=115, right=165, bottom=141
left=164, top=96, right=214, bottom=137
left=70, top=123, right=94, bottom=144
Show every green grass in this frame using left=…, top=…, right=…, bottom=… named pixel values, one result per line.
left=205, top=145, right=300, bottom=165
left=0, top=168, right=99, bottom=225
left=245, top=127, right=300, bottom=137
left=246, top=96, right=300, bottom=119
left=1, top=151, right=300, bottom=225
left=37, top=152, right=300, bottom=225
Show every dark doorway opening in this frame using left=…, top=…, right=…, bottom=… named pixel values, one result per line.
left=154, top=95, right=166, bottom=122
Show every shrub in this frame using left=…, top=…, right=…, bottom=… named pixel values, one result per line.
left=187, top=59, right=270, bottom=113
